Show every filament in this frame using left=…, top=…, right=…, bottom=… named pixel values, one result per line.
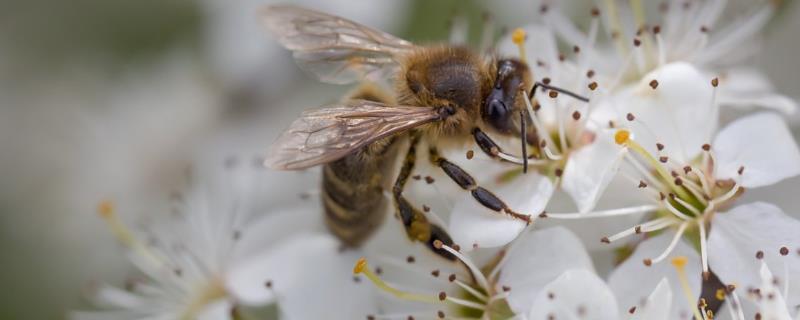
left=650, top=222, right=689, bottom=264
left=353, top=258, right=441, bottom=304
left=698, top=219, right=709, bottom=276
left=546, top=205, right=659, bottom=219
left=662, top=198, right=694, bottom=221
left=98, top=201, right=165, bottom=268
left=435, top=242, right=491, bottom=293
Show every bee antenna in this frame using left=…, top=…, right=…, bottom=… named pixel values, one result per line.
left=520, top=111, right=528, bottom=174
left=529, top=81, right=590, bottom=103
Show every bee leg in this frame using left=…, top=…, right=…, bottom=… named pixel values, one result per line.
left=428, top=147, right=532, bottom=224
left=528, top=81, right=590, bottom=103
left=472, top=127, right=531, bottom=165
left=392, top=134, right=455, bottom=260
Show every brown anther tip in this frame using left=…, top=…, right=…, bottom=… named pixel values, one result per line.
left=659, top=192, right=666, bottom=200
left=412, top=175, right=421, bottom=180
left=431, top=269, right=440, bottom=277
left=587, top=70, right=595, bottom=78
left=558, top=53, right=565, bottom=61
left=638, top=181, right=648, bottom=188
left=542, top=77, right=551, bottom=84
left=466, top=150, right=474, bottom=160
left=668, top=193, right=676, bottom=199
left=539, top=4, right=549, bottom=13
left=588, top=82, right=598, bottom=90
left=265, top=280, right=273, bottom=288
left=573, top=46, right=580, bottom=53
left=700, top=26, right=709, bottom=33
left=422, top=205, right=430, bottom=212
left=726, top=284, right=736, bottom=293
left=629, top=306, right=637, bottom=314
left=438, top=292, right=447, bottom=301
left=502, top=286, right=511, bottom=292
left=635, top=225, right=642, bottom=234
left=601, top=237, right=610, bottom=244
left=367, top=315, right=375, bottom=320
left=738, top=166, right=745, bottom=175
left=406, top=255, right=416, bottom=263
left=424, top=176, right=435, bottom=184
left=702, top=144, right=711, bottom=151
left=539, top=211, right=548, bottom=218
left=591, top=7, right=600, bottom=16
left=533, top=102, right=541, bottom=111
left=539, top=140, right=547, bottom=148
left=432, top=240, right=443, bottom=249
left=711, top=78, right=719, bottom=87
left=548, top=90, right=559, bottom=98
left=674, top=178, right=683, bottom=186
left=659, top=156, right=669, bottom=163
left=452, top=244, right=461, bottom=251
left=437, top=311, right=445, bottom=319
left=554, top=168, right=563, bottom=177
left=671, top=170, right=679, bottom=178
left=572, top=111, right=581, bottom=120
left=756, top=250, right=764, bottom=259
left=649, top=79, right=659, bottom=89
left=656, top=143, right=664, bottom=151
left=780, top=246, right=789, bottom=256
left=653, top=25, right=661, bottom=34
left=633, top=38, right=642, bottom=47
left=683, top=166, right=692, bottom=174
left=643, top=259, right=653, bottom=266
left=448, top=274, right=456, bottom=282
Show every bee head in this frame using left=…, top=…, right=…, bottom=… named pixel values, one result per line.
left=483, top=59, right=531, bottom=134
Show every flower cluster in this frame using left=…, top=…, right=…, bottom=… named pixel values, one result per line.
left=74, top=1, right=799, bottom=320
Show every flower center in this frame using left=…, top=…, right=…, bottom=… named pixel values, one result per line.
left=354, top=241, right=515, bottom=319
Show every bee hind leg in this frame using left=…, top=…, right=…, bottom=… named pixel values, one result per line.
left=392, top=134, right=455, bottom=260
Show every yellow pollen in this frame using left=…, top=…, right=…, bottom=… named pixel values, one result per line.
left=98, top=200, right=115, bottom=218
left=614, top=130, right=631, bottom=145
left=671, top=256, right=688, bottom=268
left=715, top=288, right=726, bottom=301
left=511, top=28, right=527, bottom=63
left=511, top=28, right=526, bottom=45
left=353, top=257, right=367, bottom=274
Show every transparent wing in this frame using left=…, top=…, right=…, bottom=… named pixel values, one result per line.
left=260, top=5, right=416, bottom=84
left=264, top=100, right=440, bottom=170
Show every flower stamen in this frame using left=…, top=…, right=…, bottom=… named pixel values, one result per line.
left=97, top=200, right=165, bottom=268
left=648, top=222, right=689, bottom=264
left=512, top=28, right=527, bottom=63
left=671, top=256, right=705, bottom=320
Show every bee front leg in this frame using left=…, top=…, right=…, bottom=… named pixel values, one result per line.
left=393, top=134, right=455, bottom=260
left=472, top=128, right=532, bottom=166
left=428, top=147, right=532, bottom=224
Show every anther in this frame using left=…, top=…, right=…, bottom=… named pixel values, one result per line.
left=539, top=4, right=549, bottom=13
left=601, top=237, right=610, bottom=244
left=629, top=306, right=636, bottom=314
left=700, top=26, right=709, bottom=33
left=542, top=78, right=551, bottom=84
left=649, top=80, right=659, bottom=89
left=659, top=156, right=668, bottom=163
left=504, top=286, right=512, bottom=292
left=438, top=292, right=447, bottom=301
left=437, top=311, right=445, bottom=318
left=433, top=239, right=443, bottom=249
left=511, top=28, right=526, bottom=45
left=683, top=166, right=692, bottom=174
left=554, top=168, right=563, bottom=177
left=98, top=200, right=114, bottom=218
left=643, top=259, right=653, bottom=266
left=588, top=82, right=598, bottom=90
left=656, top=143, right=664, bottom=151
left=780, top=246, right=789, bottom=256
left=407, top=255, right=416, bottom=263
left=425, top=176, right=435, bottom=184
left=674, top=178, right=683, bottom=186
left=633, top=38, right=642, bottom=47
left=638, top=181, right=648, bottom=188
left=466, top=150, right=474, bottom=160
left=711, top=78, right=719, bottom=87
left=448, top=274, right=456, bottom=282
left=737, top=166, right=744, bottom=175
left=587, top=70, right=595, bottom=78
left=626, top=113, right=635, bottom=121
left=756, top=251, right=764, bottom=260
left=702, top=144, right=711, bottom=151
left=548, top=91, right=558, bottom=98
left=653, top=25, right=661, bottom=34
left=572, top=111, right=581, bottom=120
left=573, top=46, right=580, bottom=53
left=431, top=269, right=440, bottom=277
left=591, top=7, right=600, bottom=16
left=539, top=211, right=548, bottom=218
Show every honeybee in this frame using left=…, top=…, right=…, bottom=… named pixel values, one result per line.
left=261, top=5, right=587, bottom=257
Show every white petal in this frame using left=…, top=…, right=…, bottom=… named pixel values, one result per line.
left=499, top=226, right=595, bottom=315
left=707, top=202, right=800, bottom=312
left=88, top=284, right=145, bottom=309
left=715, top=68, right=797, bottom=114
left=754, top=263, right=793, bottom=320
left=527, top=269, right=619, bottom=320
left=608, top=231, right=702, bottom=319
left=617, top=62, right=717, bottom=162
left=629, top=278, right=672, bottom=320
left=561, top=132, right=626, bottom=213
left=233, top=202, right=323, bottom=259
left=712, top=113, right=800, bottom=188
left=448, top=173, right=554, bottom=249
left=226, top=232, right=378, bottom=320
left=197, top=299, right=232, bottom=320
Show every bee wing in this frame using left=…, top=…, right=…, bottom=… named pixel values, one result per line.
left=265, top=100, right=440, bottom=170
left=260, top=5, right=416, bottom=84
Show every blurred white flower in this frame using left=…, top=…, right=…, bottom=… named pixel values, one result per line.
left=70, top=163, right=319, bottom=320
left=539, top=0, right=796, bottom=114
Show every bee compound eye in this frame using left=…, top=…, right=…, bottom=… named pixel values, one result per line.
left=487, top=99, right=508, bottom=119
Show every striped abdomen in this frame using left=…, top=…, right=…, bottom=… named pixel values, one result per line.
left=322, top=84, right=398, bottom=247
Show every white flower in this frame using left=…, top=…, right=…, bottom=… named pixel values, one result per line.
left=70, top=163, right=324, bottom=320
left=351, top=225, right=597, bottom=319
